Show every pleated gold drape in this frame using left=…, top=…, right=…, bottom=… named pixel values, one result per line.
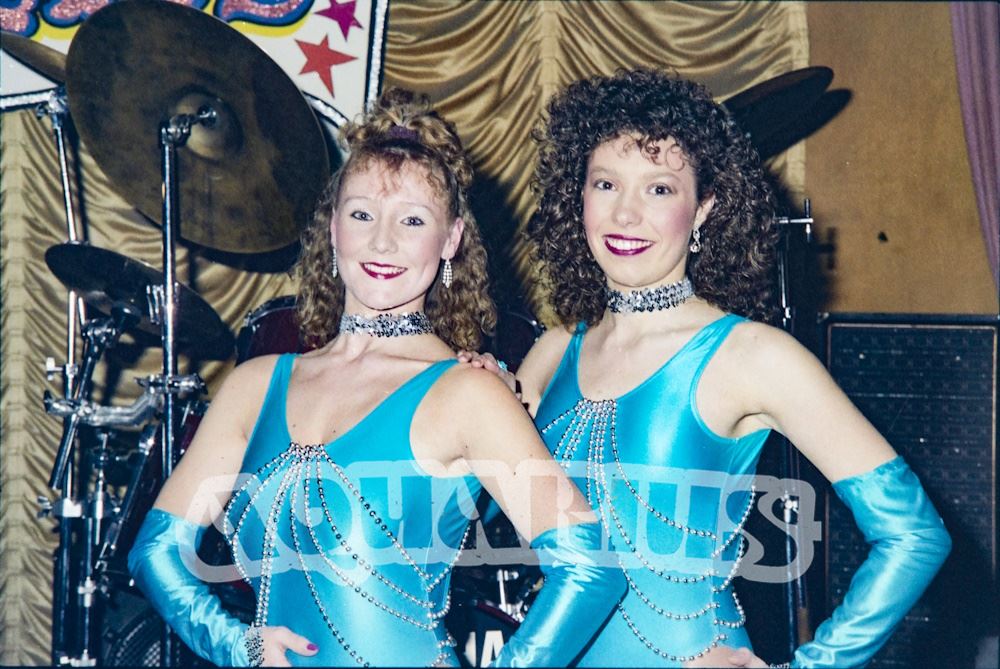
left=0, top=2, right=806, bottom=663
left=382, top=0, right=808, bottom=320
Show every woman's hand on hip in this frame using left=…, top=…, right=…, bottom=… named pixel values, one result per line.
left=259, top=626, right=318, bottom=667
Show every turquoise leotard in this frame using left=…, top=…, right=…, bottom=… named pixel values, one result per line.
left=224, top=354, right=481, bottom=667
left=534, top=314, right=770, bottom=666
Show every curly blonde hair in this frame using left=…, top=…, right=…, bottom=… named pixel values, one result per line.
left=295, top=89, right=496, bottom=351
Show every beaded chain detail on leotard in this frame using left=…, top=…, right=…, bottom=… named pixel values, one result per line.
left=542, top=398, right=755, bottom=663
left=223, top=441, right=468, bottom=667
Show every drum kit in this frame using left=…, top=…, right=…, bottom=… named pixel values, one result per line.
left=4, top=1, right=327, bottom=665
left=4, top=2, right=846, bottom=663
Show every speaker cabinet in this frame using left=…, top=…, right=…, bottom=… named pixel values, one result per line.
left=822, top=313, right=998, bottom=668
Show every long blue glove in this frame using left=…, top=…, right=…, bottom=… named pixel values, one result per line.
left=128, top=508, right=250, bottom=667
left=792, top=456, right=951, bottom=667
left=491, top=521, right=626, bottom=667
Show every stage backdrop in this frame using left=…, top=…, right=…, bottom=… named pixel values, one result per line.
left=0, top=1, right=808, bottom=663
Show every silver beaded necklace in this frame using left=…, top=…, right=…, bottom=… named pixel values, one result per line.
left=224, top=442, right=467, bottom=667
left=606, top=277, right=695, bottom=313
left=542, top=398, right=752, bottom=663
left=339, top=311, right=434, bottom=337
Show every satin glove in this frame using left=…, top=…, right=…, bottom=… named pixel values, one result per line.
left=792, top=456, right=951, bottom=668
left=128, top=508, right=250, bottom=667
left=491, top=521, right=626, bottom=667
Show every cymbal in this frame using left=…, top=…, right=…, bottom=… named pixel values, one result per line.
left=45, top=243, right=235, bottom=360
left=1, top=32, right=67, bottom=83
left=65, top=0, right=330, bottom=253
left=723, top=67, right=835, bottom=158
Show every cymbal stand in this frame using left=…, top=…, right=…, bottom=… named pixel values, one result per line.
left=774, top=199, right=814, bottom=658
left=72, top=430, right=116, bottom=668
left=36, top=87, right=88, bottom=394
left=34, top=85, right=87, bottom=668
left=43, top=304, right=140, bottom=666
left=157, top=105, right=217, bottom=667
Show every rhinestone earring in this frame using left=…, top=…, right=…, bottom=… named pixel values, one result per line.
left=442, top=258, right=453, bottom=288
left=689, top=228, right=702, bottom=254
left=331, top=247, right=338, bottom=278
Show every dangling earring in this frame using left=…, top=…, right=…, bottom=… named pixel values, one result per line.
left=330, top=247, right=338, bottom=278
left=689, top=228, right=702, bottom=254
left=442, top=258, right=453, bottom=288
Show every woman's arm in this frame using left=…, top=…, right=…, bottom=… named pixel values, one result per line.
left=128, top=356, right=317, bottom=667
left=415, top=366, right=625, bottom=667
left=723, top=324, right=952, bottom=668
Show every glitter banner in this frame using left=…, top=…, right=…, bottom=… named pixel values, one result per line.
left=0, top=0, right=387, bottom=125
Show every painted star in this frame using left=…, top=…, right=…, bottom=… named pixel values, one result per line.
left=317, top=0, right=364, bottom=40
left=296, top=35, right=357, bottom=97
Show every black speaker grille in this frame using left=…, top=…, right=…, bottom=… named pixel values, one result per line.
left=824, top=318, right=998, bottom=669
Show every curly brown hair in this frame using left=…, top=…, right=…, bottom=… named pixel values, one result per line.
left=294, top=89, right=496, bottom=350
left=527, top=68, right=779, bottom=326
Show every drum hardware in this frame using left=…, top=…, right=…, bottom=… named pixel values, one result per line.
left=44, top=243, right=236, bottom=361
left=40, top=303, right=135, bottom=667
left=494, top=568, right=528, bottom=622
left=63, top=0, right=330, bottom=254
left=27, top=82, right=89, bottom=401
left=48, top=303, right=142, bottom=492
left=776, top=198, right=815, bottom=328
left=38, top=247, right=220, bottom=667
left=17, top=1, right=328, bottom=663
left=95, top=425, right=159, bottom=582
left=771, top=197, right=818, bottom=655
left=59, top=1, right=330, bottom=657
left=44, top=391, right=160, bottom=429
left=25, top=86, right=89, bottom=665
left=44, top=374, right=207, bottom=429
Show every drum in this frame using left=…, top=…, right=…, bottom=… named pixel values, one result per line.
left=235, top=295, right=310, bottom=364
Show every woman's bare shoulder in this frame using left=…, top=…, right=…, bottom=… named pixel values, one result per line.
left=724, top=319, right=811, bottom=367
left=211, top=353, right=283, bottom=408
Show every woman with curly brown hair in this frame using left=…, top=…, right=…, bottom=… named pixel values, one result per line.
left=126, top=89, right=624, bottom=667
left=467, top=68, right=950, bottom=667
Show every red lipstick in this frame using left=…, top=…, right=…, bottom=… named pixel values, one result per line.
left=604, top=234, right=653, bottom=256
left=361, top=262, right=406, bottom=279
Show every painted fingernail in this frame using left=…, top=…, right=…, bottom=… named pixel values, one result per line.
left=307, top=643, right=318, bottom=651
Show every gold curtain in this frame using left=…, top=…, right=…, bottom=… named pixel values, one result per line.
left=0, top=1, right=806, bottom=663
left=382, top=0, right=808, bottom=320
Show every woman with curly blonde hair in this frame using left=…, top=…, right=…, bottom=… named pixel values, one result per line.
left=127, top=89, right=624, bottom=667
left=467, top=69, right=950, bottom=667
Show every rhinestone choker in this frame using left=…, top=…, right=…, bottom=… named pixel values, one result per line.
left=339, top=312, right=434, bottom=337
left=606, top=277, right=695, bottom=313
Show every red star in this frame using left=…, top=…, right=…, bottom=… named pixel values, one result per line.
left=317, top=0, right=364, bottom=40
left=296, top=36, right=357, bottom=97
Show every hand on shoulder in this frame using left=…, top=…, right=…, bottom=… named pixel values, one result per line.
left=516, top=324, right=576, bottom=414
